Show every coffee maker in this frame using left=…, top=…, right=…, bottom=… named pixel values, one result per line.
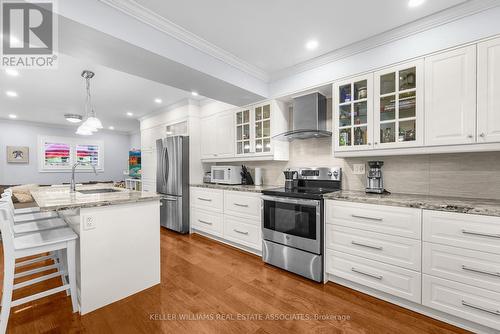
left=283, top=169, right=298, bottom=189
left=366, top=161, right=384, bottom=194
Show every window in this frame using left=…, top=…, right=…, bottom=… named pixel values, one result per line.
left=44, top=142, right=71, bottom=167
left=38, top=136, right=104, bottom=172
left=76, top=144, right=99, bottom=166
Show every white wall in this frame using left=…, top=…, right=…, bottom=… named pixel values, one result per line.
left=0, top=120, right=132, bottom=185
left=129, top=131, right=141, bottom=150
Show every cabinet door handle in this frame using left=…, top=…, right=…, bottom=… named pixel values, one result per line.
left=462, top=265, right=500, bottom=277
left=198, top=219, right=213, bottom=225
left=352, top=214, right=383, bottom=221
left=462, top=300, right=500, bottom=316
left=467, top=134, right=473, bottom=139
left=233, top=229, right=249, bottom=235
left=234, top=203, right=249, bottom=208
left=198, top=197, right=212, bottom=202
left=479, top=133, right=486, bottom=138
left=351, top=241, right=383, bottom=250
left=351, top=267, right=383, bottom=280
left=462, top=229, right=500, bottom=239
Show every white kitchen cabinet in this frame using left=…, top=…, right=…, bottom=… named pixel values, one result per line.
left=334, top=74, right=374, bottom=151
left=477, top=37, right=500, bottom=143
left=374, top=60, right=424, bottom=149
left=425, top=45, right=477, bottom=146
left=201, top=110, right=235, bottom=159
left=140, top=149, right=156, bottom=187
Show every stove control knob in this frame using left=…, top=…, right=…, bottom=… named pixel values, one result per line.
left=328, top=172, right=332, bottom=176
left=332, top=171, right=339, bottom=179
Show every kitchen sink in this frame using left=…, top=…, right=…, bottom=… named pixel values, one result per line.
left=78, top=189, right=121, bottom=194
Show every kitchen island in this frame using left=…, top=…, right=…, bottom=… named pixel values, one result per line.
left=31, top=185, right=161, bottom=314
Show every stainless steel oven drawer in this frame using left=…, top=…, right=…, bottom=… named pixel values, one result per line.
left=262, top=240, right=322, bottom=282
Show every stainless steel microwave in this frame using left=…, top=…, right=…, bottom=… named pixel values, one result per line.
left=210, top=166, right=242, bottom=184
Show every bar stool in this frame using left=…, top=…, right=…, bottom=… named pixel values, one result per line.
left=0, top=193, right=58, bottom=223
left=0, top=202, right=79, bottom=334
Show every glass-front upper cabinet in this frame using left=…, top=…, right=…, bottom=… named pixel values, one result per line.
left=334, top=74, right=373, bottom=151
left=254, top=103, right=271, bottom=153
left=236, top=108, right=251, bottom=155
left=374, top=60, right=423, bottom=149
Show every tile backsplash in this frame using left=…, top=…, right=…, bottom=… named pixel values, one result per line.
left=226, top=137, right=500, bottom=200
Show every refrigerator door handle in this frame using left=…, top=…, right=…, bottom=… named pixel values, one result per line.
left=163, top=146, right=169, bottom=188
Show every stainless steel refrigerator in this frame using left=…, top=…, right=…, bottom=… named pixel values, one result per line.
left=156, top=136, right=189, bottom=233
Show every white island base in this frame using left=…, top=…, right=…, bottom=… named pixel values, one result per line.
left=61, top=200, right=160, bottom=314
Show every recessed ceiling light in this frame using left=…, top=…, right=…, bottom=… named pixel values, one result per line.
left=305, top=40, right=319, bottom=50
left=408, top=0, right=425, bottom=7
left=64, top=113, right=83, bottom=123
left=108, top=126, right=115, bottom=130
left=5, top=68, right=19, bottom=76
left=126, top=112, right=134, bottom=117
left=154, top=98, right=162, bottom=104
left=5, top=90, right=18, bottom=97
left=191, top=91, right=199, bottom=96
left=8, top=114, right=17, bottom=119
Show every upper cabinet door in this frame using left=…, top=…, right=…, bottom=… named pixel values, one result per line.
left=478, top=37, right=500, bottom=143
left=333, top=74, right=373, bottom=151
left=201, top=114, right=217, bottom=158
left=253, top=103, right=272, bottom=155
left=424, top=45, right=477, bottom=146
left=235, top=108, right=252, bottom=155
left=215, top=111, right=235, bottom=157
left=374, top=60, right=424, bottom=149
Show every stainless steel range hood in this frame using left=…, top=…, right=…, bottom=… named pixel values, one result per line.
left=273, top=92, right=331, bottom=141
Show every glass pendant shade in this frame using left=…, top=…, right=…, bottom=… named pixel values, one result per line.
left=85, top=116, right=103, bottom=129
left=76, top=124, right=93, bottom=136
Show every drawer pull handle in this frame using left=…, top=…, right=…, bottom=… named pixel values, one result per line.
left=234, top=203, right=249, bottom=208
left=351, top=214, right=383, bottom=221
left=462, top=265, right=500, bottom=277
left=462, top=300, right=500, bottom=316
left=351, top=267, right=383, bottom=280
left=351, top=241, right=383, bottom=250
left=462, top=229, right=500, bottom=239
left=233, top=229, right=249, bottom=235
left=198, top=197, right=212, bottom=202
left=198, top=219, right=213, bottom=225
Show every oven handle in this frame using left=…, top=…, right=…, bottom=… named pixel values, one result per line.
left=261, top=195, right=320, bottom=207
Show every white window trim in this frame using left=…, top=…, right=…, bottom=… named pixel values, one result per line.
left=38, top=135, right=105, bottom=173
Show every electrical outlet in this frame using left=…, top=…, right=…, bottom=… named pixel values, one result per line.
left=353, top=164, right=366, bottom=175
left=83, top=216, right=96, bottom=230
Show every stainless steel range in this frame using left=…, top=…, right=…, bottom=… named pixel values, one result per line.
left=261, top=167, right=341, bottom=282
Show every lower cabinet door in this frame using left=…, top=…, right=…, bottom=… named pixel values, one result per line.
left=423, top=275, right=500, bottom=330
left=223, top=214, right=262, bottom=251
left=326, top=250, right=421, bottom=303
left=191, top=208, right=223, bottom=237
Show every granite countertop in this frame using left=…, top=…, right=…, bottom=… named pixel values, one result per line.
left=324, top=190, right=500, bottom=217
left=31, top=184, right=160, bottom=211
left=190, top=183, right=278, bottom=193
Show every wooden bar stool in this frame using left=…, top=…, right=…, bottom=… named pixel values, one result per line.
left=0, top=202, right=79, bottom=334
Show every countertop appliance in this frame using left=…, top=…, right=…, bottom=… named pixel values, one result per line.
left=366, top=161, right=384, bottom=194
left=261, top=167, right=342, bottom=282
left=211, top=165, right=242, bottom=184
left=273, top=92, right=331, bottom=141
left=283, top=169, right=298, bottom=189
left=156, top=136, right=189, bottom=233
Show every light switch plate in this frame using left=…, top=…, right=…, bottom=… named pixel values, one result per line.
left=83, top=216, right=96, bottom=230
left=353, top=164, right=366, bottom=175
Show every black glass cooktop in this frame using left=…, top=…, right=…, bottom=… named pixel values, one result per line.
left=262, top=187, right=340, bottom=200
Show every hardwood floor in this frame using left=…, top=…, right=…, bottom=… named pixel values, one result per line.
left=1, top=229, right=470, bottom=334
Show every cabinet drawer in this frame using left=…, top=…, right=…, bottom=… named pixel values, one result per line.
left=326, top=225, right=421, bottom=271
left=190, top=187, right=223, bottom=212
left=223, top=215, right=261, bottom=251
left=423, top=210, right=500, bottom=254
left=423, top=275, right=500, bottom=331
left=326, top=200, right=421, bottom=239
left=191, top=208, right=223, bottom=237
left=423, top=242, right=500, bottom=293
left=224, top=191, right=261, bottom=220
left=326, top=250, right=421, bottom=303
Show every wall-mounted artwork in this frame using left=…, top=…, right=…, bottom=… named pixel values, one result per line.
left=7, top=146, right=29, bottom=163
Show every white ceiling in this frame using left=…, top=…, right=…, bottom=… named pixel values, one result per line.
left=0, top=54, right=197, bottom=132
left=135, top=0, right=468, bottom=73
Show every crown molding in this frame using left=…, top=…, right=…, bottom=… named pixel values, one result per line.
left=98, top=0, right=269, bottom=82
left=270, top=0, right=500, bottom=81
left=138, top=97, right=200, bottom=122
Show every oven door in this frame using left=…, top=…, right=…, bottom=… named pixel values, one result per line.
left=261, top=195, right=321, bottom=254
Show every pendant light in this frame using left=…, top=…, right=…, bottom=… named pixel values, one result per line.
left=76, top=70, right=103, bottom=135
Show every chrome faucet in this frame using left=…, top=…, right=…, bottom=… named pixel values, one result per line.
left=70, top=162, right=97, bottom=193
